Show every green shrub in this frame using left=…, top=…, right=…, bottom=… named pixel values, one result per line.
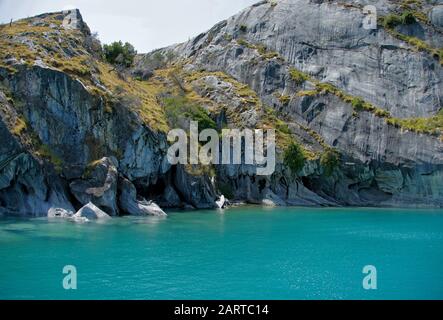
left=374, top=108, right=391, bottom=118
left=315, top=82, right=338, bottom=95
left=276, top=121, right=291, bottom=135
left=383, top=11, right=416, bottom=29
left=185, top=107, right=217, bottom=132
left=401, top=11, right=416, bottom=24
left=164, top=96, right=216, bottom=132
left=36, top=144, right=63, bottom=172
left=277, top=94, right=291, bottom=105
left=256, top=44, right=268, bottom=55
left=269, top=0, right=278, bottom=7
left=351, top=97, right=365, bottom=111
left=224, top=34, right=233, bottom=42
left=406, top=36, right=428, bottom=51
left=386, top=112, right=443, bottom=136
left=239, top=25, right=248, bottom=32
left=237, top=39, right=251, bottom=48
left=283, top=142, right=306, bottom=173
left=320, top=150, right=339, bottom=176
left=12, top=117, right=27, bottom=136
left=383, top=14, right=402, bottom=28
left=262, top=51, right=279, bottom=60
left=296, top=90, right=317, bottom=97
left=103, top=41, right=137, bottom=67
left=289, top=68, right=309, bottom=85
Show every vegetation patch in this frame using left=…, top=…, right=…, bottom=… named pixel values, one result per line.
left=275, top=93, right=291, bottom=106
left=96, top=62, right=169, bottom=132
left=289, top=67, right=309, bottom=85
left=11, top=117, right=27, bottom=136
left=382, top=11, right=416, bottom=28
left=236, top=39, right=281, bottom=61
left=36, top=144, right=63, bottom=172
left=386, top=111, right=443, bottom=136
left=296, top=90, right=317, bottom=97
left=320, top=149, right=340, bottom=176
left=103, top=41, right=137, bottom=68
left=184, top=70, right=260, bottom=107
left=0, top=13, right=169, bottom=133
left=163, top=95, right=216, bottom=132
left=286, top=65, right=443, bottom=137
left=283, top=142, right=306, bottom=174
left=379, top=9, right=443, bottom=65
left=182, top=70, right=310, bottom=153
left=269, top=0, right=278, bottom=7
left=313, top=82, right=392, bottom=117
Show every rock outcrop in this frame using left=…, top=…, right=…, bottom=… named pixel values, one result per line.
left=152, top=0, right=443, bottom=208
left=118, top=177, right=166, bottom=216
left=1, top=1, right=442, bottom=216
left=70, top=157, right=119, bottom=216
left=72, top=202, right=111, bottom=221
left=0, top=91, right=74, bottom=216
left=174, top=165, right=217, bottom=209
left=430, top=5, right=443, bottom=29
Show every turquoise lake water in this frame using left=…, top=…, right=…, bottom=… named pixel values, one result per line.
left=0, top=207, right=443, bottom=300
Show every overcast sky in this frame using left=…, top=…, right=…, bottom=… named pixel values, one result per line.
left=0, top=0, right=258, bottom=53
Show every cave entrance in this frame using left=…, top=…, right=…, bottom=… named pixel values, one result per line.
left=301, top=177, right=315, bottom=192
left=137, top=179, right=166, bottom=201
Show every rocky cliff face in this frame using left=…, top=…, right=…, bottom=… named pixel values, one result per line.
left=1, top=1, right=442, bottom=217
left=155, top=0, right=443, bottom=207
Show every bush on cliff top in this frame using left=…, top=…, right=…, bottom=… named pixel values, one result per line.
left=103, top=41, right=137, bottom=67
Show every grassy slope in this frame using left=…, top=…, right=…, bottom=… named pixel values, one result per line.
left=0, top=13, right=169, bottom=133
left=0, top=11, right=320, bottom=171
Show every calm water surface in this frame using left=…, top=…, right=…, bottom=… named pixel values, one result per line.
left=0, top=207, right=442, bottom=300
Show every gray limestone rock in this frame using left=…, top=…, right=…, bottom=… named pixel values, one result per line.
left=118, top=177, right=167, bottom=216
left=72, top=202, right=111, bottom=220
left=70, top=157, right=119, bottom=216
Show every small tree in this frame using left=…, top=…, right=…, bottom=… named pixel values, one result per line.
left=320, top=149, right=340, bottom=176
left=351, top=97, right=365, bottom=111
left=103, top=41, right=137, bottom=67
left=401, top=11, right=416, bottom=25
left=283, top=142, right=306, bottom=174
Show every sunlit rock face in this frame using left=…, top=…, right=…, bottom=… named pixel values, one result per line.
left=1, top=1, right=443, bottom=216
